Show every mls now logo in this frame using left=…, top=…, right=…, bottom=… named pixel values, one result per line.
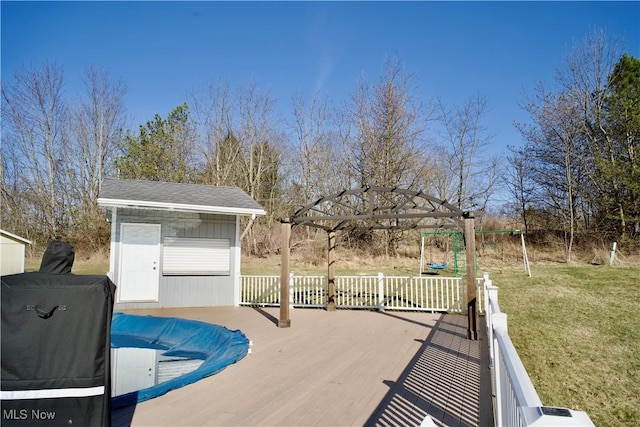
left=3, top=409, right=56, bottom=420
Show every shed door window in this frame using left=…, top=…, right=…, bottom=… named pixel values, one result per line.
left=162, top=237, right=230, bottom=275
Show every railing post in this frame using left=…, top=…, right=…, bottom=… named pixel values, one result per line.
left=482, top=272, right=491, bottom=315
left=493, top=334, right=503, bottom=427
left=485, top=278, right=497, bottom=370
left=487, top=287, right=498, bottom=310
left=493, top=312, right=507, bottom=427
left=493, top=312, right=507, bottom=334
left=290, top=272, right=295, bottom=309
left=377, top=272, right=385, bottom=311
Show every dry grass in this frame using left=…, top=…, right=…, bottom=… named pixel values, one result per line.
left=25, top=251, right=110, bottom=274
left=242, top=249, right=423, bottom=276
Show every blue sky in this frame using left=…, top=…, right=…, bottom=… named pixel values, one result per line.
left=2, top=1, right=639, bottom=157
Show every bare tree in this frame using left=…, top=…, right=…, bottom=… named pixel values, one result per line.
left=504, top=145, right=537, bottom=233
left=557, top=30, right=633, bottom=238
left=516, top=29, right=639, bottom=246
left=2, top=62, right=71, bottom=242
left=236, top=83, right=283, bottom=210
left=190, top=80, right=284, bottom=254
left=70, top=67, right=127, bottom=240
left=340, top=57, right=433, bottom=253
left=0, top=135, right=31, bottom=243
left=517, top=86, right=584, bottom=262
left=436, top=93, right=496, bottom=212
left=288, top=90, right=339, bottom=202
left=343, top=57, right=430, bottom=190
left=191, top=80, right=245, bottom=187
left=193, top=80, right=283, bottom=206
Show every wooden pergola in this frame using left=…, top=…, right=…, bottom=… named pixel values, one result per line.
left=278, top=187, right=480, bottom=340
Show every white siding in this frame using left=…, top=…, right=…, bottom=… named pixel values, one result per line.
left=1, top=234, right=28, bottom=276
left=112, top=208, right=238, bottom=309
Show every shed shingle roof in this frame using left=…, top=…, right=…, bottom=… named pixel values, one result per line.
left=97, top=179, right=266, bottom=216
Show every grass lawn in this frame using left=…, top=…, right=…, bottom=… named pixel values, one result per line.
left=488, top=265, right=640, bottom=427
left=240, top=253, right=425, bottom=276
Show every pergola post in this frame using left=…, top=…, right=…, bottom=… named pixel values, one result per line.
left=464, top=211, right=478, bottom=340
left=278, top=220, right=291, bottom=328
left=327, top=231, right=337, bottom=311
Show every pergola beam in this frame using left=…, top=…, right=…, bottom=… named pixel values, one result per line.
left=291, top=211, right=463, bottom=223
left=277, top=187, right=479, bottom=340
left=292, top=221, right=460, bottom=233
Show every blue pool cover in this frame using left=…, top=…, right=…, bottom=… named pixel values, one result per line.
left=110, top=313, right=250, bottom=408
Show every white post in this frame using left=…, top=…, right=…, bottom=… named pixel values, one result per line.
left=378, top=272, right=385, bottom=311
left=419, top=234, right=425, bottom=275
left=492, top=311, right=508, bottom=427
left=289, top=272, right=295, bottom=309
left=486, top=282, right=499, bottom=369
left=483, top=272, right=491, bottom=316
left=609, top=242, right=617, bottom=266
left=108, top=207, right=118, bottom=278
left=233, top=215, right=242, bottom=306
left=521, top=231, right=531, bottom=277
left=493, top=332, right=503, bottom=427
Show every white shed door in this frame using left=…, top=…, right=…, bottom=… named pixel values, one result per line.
left=118, top=223, right=160, bottom=302
left=111, top=347, right=157, bottom=397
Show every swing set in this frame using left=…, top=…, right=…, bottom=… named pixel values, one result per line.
left=420, top=230, right=451, bottom=271
left=419, top=229, right=531, bottom=276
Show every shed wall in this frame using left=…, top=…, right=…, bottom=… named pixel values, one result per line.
left=1, top=235, right=27, bottom=276
left=111, top=208, right=238, bottom=309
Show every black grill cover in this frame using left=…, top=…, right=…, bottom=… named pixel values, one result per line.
left=39, top=240, right=75, bottom=274
left=1, top=273, right=115, bottom=426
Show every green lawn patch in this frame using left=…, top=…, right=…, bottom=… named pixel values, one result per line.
left=489, top=265, right=640, bottom=426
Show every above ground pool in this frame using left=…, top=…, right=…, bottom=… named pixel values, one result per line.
left=110, top=313, right=250, bottom=409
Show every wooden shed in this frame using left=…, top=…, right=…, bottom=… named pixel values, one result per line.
left=0, top=229, right=32, bottom=276
left=97, top=179, right=265, bottom=310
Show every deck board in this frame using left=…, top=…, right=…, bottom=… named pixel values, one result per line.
left=112, top=307, right=492, bottom=426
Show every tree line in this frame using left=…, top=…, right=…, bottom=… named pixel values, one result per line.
left=2, top=31, right=638, bottom=260
left=506, top=30, right=639, bottom=260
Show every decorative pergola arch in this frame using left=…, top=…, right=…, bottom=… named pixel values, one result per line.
left=278, top=187, right=479, bottom=340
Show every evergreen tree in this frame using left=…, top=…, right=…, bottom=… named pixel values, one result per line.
left=602, top=54, right=640, bottom=237
left=115, top=103, right=198, bottom=183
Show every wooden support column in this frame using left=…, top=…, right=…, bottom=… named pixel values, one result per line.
left=278, top=221, right=291, bottom=328
left=464, top=211, right=478, bottom=340
left=327, top=231, right=337, bottom=311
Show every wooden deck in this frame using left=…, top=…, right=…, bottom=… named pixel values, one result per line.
left=112, top=307, right=493, bottom=426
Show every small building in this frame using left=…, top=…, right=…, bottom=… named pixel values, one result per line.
left=0, top=229, right=32, bottom=276
left=97, top=178, right=266, bottom=310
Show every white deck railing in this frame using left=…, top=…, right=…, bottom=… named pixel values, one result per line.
left=484, top=273, right=594, bottom=426
left=241, top=273, right=485, bottom=313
